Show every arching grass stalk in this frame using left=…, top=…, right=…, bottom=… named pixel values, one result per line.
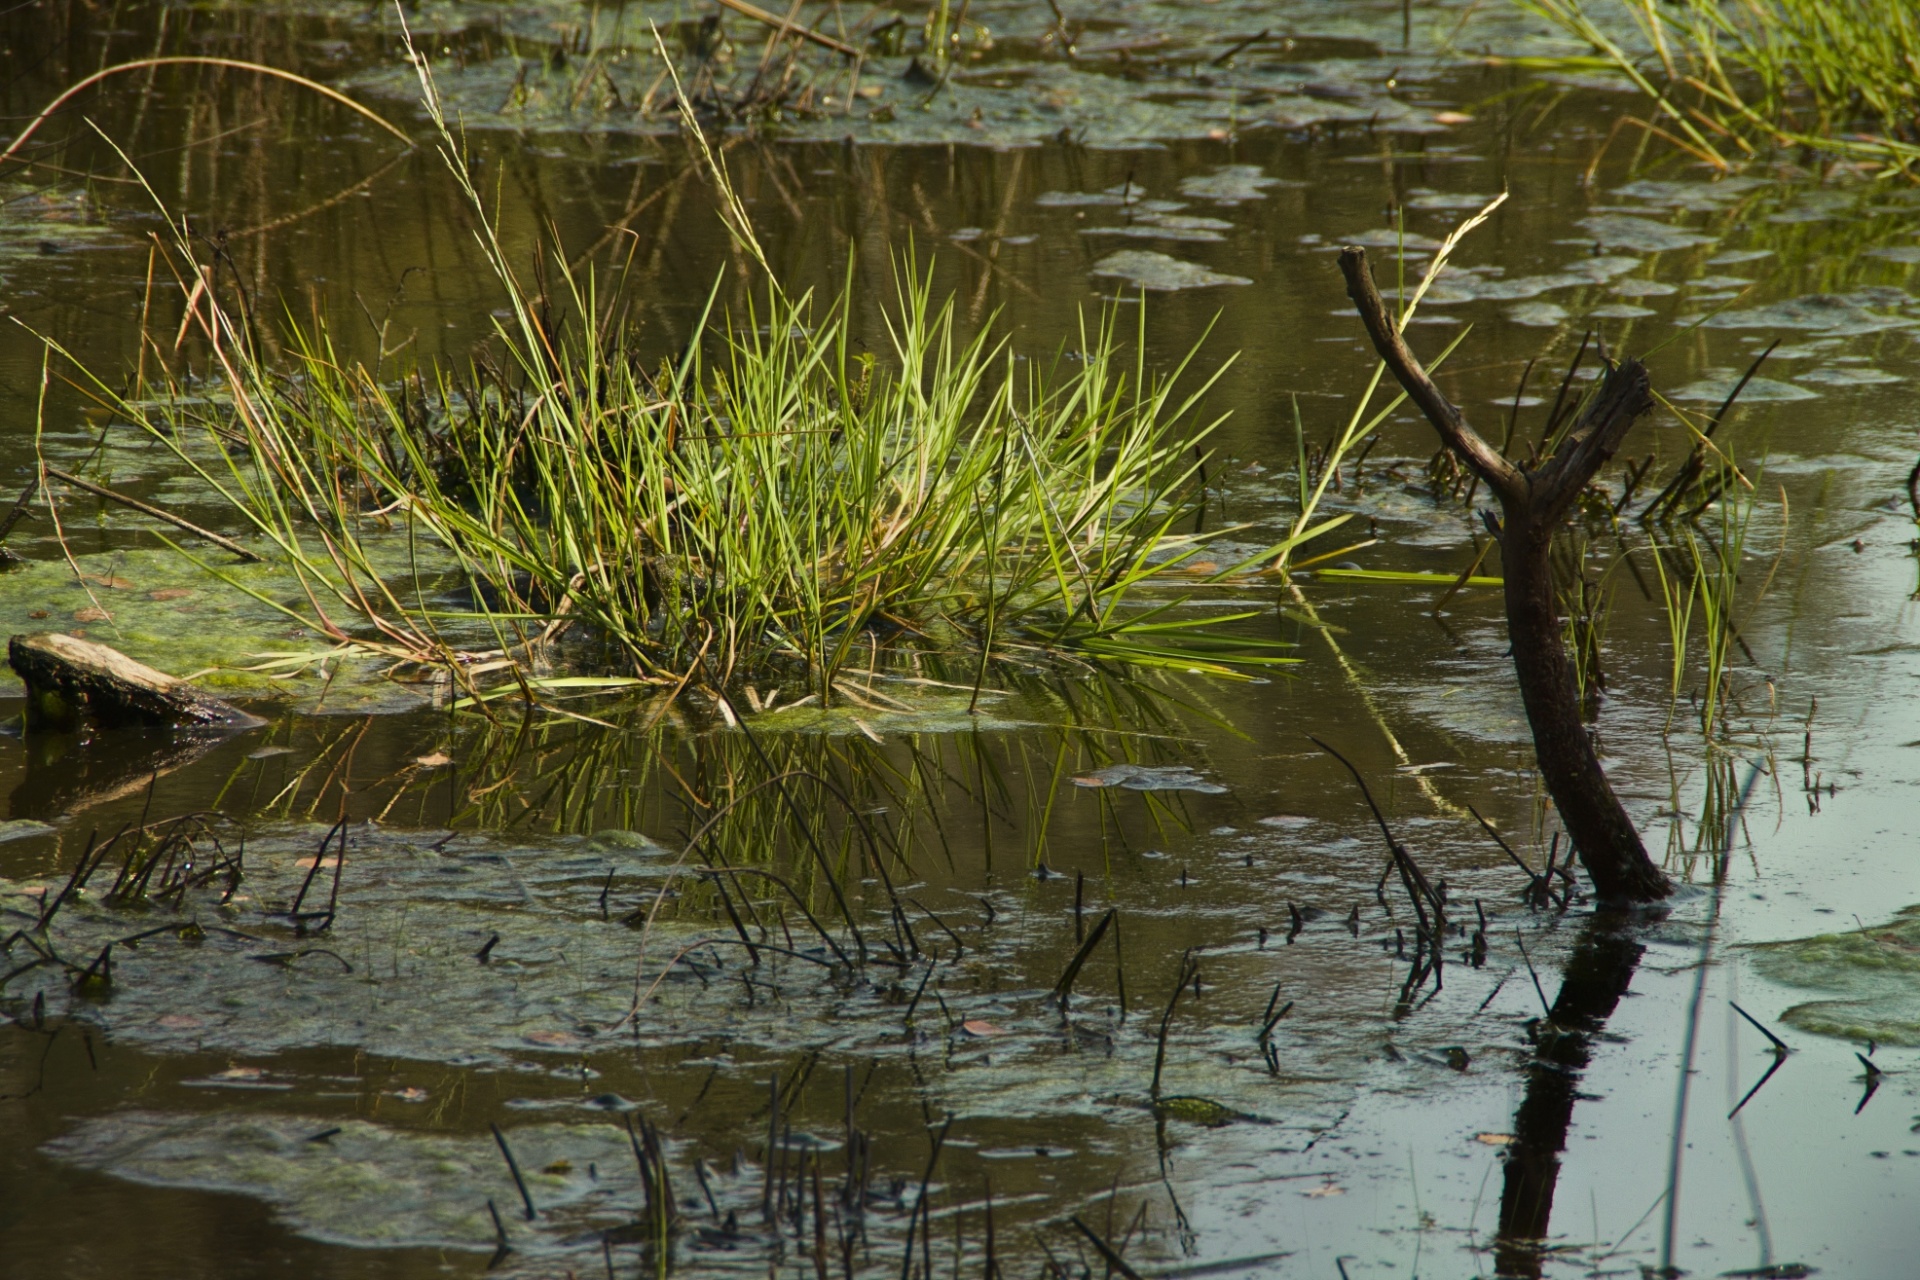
left=1235, top=193, right=1508, bottom=579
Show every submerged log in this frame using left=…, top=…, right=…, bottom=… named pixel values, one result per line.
left=9, top=632, right=264, bottom=731
left=1338, top=247, right=1670, bottom=905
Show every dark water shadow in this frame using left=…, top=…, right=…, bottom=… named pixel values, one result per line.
left=1494, top=908, right=1649, bottom=1278
left=8, top=724, right=233, bottom=822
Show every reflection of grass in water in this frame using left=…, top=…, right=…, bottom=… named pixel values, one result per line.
left=223, top=664, right=1222, bottom=893
left=1516, top=0, right=1920, bottom=170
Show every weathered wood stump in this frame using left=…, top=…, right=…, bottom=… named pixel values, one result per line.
left=9, top=632, right=263, bottom=731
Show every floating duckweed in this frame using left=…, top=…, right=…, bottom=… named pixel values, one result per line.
left=1747, top=906, right=1920, bottom=1047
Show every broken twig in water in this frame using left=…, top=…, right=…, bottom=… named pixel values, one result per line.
left=1467, top=803, right=1559, bottom=908
left=1729, top=1001, right=1789, bottom=1056
left=1070, top=1215, right=1147, bottom=1280
left=1308, top=736, right=1444, bottom=937
left=1150, top=950, right=1198, bottom=1101
left=1050, top=907, right=1115, bottom=1011
left=490, top=1123, right=538, bottom=1221
left=711, top=0, right=861, bottom=58
left=44, top=466, right=262, bottom=561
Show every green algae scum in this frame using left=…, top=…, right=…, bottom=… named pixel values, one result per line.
left=4, top=2, right=1920, bottom=1277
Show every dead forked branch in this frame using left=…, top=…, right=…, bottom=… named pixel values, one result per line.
left=1337, top=247, right=1669, bottom=905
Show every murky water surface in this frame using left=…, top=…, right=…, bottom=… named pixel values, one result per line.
left=3, top=3, right=1919, bottom=1277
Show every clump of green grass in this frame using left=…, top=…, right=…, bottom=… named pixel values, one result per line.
left=1516, top=0, right=1920, bottom=170
left=75, top=254, right=1294, bottom=703
left=47, top=39, right=1293, bottom=709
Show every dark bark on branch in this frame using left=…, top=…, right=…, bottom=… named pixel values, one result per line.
left=1338, top=247, right=1670, bottom=904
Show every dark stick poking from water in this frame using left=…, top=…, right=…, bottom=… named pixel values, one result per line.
left=1050, top=907, right=1115, bottom=1015
left=1339, top=246, right=1670, bottom=905
left=1853, top=1051, right=1884, bottom=1115
left=1468, top=803, right=1559, bottom=909
left=1514, top=928, right=1553, bottom=1020
left=899, top=1114, right=952, bottom=1280
left=1073, top=869, right=1085, bottom=942
left=1257, top=981, right=1293, bottom=1074
left=763, top=1073, right=781, bottom=1223
left=288, top=817, right=347, bottom=933
left=1150, top=949, right=1199, bottom=1101
left=1069, top=1215, right=1147, bottom=1280
left=1642, top=340, right=1777, bottom=521
left=983, top=1178, right=1001, bottom=1280
left=490, top=1123, right=538, bottom=1221
left=486, top=1198, right=511, bottom=1267
left=1309, top=736, right=1444, bottom=988
left=1730, top=1001, right=1790, bottom=1057
left=35, top=828, right=109, bottom=929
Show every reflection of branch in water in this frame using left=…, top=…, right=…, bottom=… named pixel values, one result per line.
left=1493, top=913, right=1645, bottom=1278
left=231, top=146, right=411, bottom=240
left=10, top=726, right=223, bottom=821
left=1498, top=765, right=1762, bottom=1276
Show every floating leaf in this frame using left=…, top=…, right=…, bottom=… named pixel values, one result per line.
left=1071, top=764, right=1228, bottom=794
left=1155, top=1095, right=1238, bottom=1126
left=1507, top=301, right=1570, bottom=327
left=1177, top=165, right=1288, bottom=204
left=525, top=1029, right=587, bottom=1049
left=1089, top=250, right=1251, bottom=291
left=1795, top=366, right=1901, bottom=386
left=1575, top=213, right=1716, bottom=252
left=1746, top=905, right=1920, bottom=1046
left=1669, top=373, right=1819, bottom=403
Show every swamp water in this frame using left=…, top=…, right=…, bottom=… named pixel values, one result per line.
left=3, top=2, right=1920, bottom=1276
